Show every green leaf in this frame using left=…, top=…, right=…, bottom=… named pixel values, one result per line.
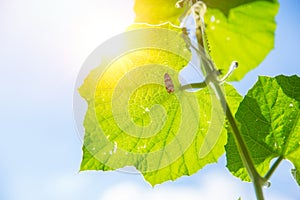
left=226, top=75, right=300, bottom=186
left=292, top=168, right=300, bottom=186
left=78, top=24, right=242, bottom=186
left=205, top=1, right=279, bottom=81
left=134, top=0, right=185, bottom=25
left=133, top=0, right=279, bottom=81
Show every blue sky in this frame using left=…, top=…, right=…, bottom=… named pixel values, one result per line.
left=0, top=0, right=300, bottom=200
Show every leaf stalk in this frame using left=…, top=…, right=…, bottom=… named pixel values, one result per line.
left=264, top=156, right=283, bottom=181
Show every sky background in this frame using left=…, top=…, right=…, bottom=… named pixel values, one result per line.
left=0, top=0, right=300, bottom=200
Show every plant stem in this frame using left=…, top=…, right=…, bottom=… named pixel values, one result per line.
left=197, top=53, right=267, bottom=200
left=264, top=156, right=283, bottom=181
left=223, top=98, right=266, bottom=200
left=186, top=62, right=267, bottom=199
left=180, top=82, right=207, bottom=90
left=185, top=3, right=267, bottom=198
left=223, top=101, right=259, bottom=181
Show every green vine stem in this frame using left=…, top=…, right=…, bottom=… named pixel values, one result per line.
left=182, top=44, right=268, bottom=199
left=199, top=58, right=267, bottom=199
left=180, top=82, right=207, bottom=90
left=181, top=2, right=268, bottom=199
left=223, top=96, right=267, bottom=200
left=264, top=156, right=284, bottom=181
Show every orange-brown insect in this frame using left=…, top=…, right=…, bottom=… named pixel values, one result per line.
left=164, top=73, right=175, bottom=93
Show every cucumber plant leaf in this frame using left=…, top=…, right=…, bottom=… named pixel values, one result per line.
left=226, top=75, right=300, bottom=186
left=134, top=0, right=185, bottom=25
left=78, top=24, right=242, bottom=186
left=134, top=0, right=279, bottom=81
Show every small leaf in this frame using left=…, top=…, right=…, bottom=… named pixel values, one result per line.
left=226, top=75, right=300, bottom=185
left=292, top=168, right=300, bottom=186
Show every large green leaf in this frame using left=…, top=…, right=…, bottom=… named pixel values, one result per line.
left=226, top=75, right=300, bottom=186
left=78, top=25, right=242, bottom=186
left=134, top=0, right=279, bottom=81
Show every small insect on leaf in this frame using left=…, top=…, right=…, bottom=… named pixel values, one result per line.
left=164, top=73, right=175, bottom=93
